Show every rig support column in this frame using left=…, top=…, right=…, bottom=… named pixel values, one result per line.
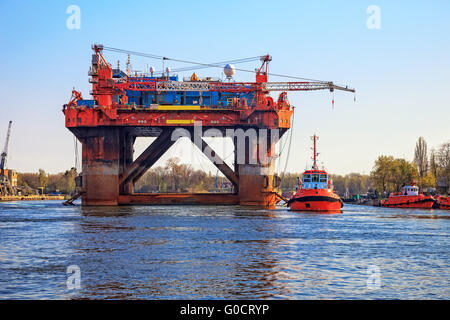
left=80, top=127, right=120, bottom=205
left=236, top=129, right=279, bottom=208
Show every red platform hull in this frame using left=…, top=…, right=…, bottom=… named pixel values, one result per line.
left=288, top=189, right=343, bottom=212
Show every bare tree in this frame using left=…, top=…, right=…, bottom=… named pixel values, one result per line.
left=436, top=142, right=450, bottom=172
left=430, top=148, right=438, bottom=179
left=414, top=137, right=428, bottom=177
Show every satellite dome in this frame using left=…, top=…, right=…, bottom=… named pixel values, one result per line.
left=224, top=64, right=235, bottom=78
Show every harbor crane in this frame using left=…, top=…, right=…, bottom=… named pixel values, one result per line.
left=0, top=121, right=12, bottom=171
left=0, top=121, right=13, bottom=196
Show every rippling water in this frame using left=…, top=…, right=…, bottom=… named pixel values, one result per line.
left=0, top=201, right=449, bottom=299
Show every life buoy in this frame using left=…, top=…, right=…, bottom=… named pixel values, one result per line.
left=263, top=175, right=269, bottom=188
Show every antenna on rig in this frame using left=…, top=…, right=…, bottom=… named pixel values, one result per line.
left=126, top=54, right=131, bottom=76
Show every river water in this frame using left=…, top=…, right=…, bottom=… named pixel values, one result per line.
left=0, top=201, right=448, bottom=299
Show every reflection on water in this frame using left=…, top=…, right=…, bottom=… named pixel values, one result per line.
left=288, top=209, right=343, bottom=215
left=0, top=201, right=449, bottom=299
left=382, top=214, right=450, bottom=220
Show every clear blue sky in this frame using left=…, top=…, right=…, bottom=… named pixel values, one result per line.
left=0, top=0, right=449, bottom=175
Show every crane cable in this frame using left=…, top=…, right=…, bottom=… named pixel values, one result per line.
left=73, top=136, right=79, bottom=172
left=277, top=127, right=290, bottom=174
left=102, top=46, right=329, bottom=83
left=156, top=56, right=262, bottom=74
left=104, top=46, right=260, bottom=72
left=281, top=108, right=295, bottom=179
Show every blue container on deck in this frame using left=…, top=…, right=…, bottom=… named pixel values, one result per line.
left=77, top=100, right=96, bottom=108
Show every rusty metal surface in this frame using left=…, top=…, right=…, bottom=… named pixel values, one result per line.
left=118, top=193, right=239, bottom=205
left=80, top=127, right=120, bottom=205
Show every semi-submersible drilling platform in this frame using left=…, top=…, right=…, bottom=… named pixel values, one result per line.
left=63, top=44, right=354, bottom=207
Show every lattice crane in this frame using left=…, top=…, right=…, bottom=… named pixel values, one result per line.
left=0, top=121, right=12, bottom=171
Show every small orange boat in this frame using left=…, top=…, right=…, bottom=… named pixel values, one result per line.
left=381, top=182, right=435, bottom=209
left=288, top=135, right=343, bottom=212
left=436, top=195, right=450, bottom=210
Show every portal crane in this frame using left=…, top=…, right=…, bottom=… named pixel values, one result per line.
left=0, top=121, right=13, bottom=196
left=0, top=121, right=12, bottom=171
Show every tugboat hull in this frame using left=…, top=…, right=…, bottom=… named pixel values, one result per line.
left=288, top=190, right=343, bottom=212
left=288, top=134, right=343, bottom=213
left=436, top=196, right=450, bottom=210
left=289, top=197, right=343, bottom=211
left=381, top=195, right=435, bottom=209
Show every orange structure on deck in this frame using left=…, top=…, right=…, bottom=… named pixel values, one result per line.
left=63, top=44, right=354, bottom=207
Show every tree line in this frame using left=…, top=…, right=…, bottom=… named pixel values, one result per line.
left=15, top=159, right=227, bottom=195
left=17, top=168, right=77, bottom=195
left=14, top=138, right=449, bottom=197
left=135, top=157, right=229, bottom=193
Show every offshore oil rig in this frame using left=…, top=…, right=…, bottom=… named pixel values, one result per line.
left=63, top=44, right=354, bottom=207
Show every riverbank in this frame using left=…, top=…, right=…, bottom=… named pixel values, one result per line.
left=0, top=195, right=65, bottom=202
left=343, top=198, right=382, bottom=206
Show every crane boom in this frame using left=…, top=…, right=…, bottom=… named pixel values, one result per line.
left=0, top=121, right=12, bottom=170
left=115, top=80, right=355, bottom=93
left=264, top=82, right=355, bottom=93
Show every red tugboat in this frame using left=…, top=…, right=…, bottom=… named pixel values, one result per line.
left=436, top=195, right=450, bottom=210
left=381, top=179, right=435, bottom=209
left=288, top=135, right=343, bottom=212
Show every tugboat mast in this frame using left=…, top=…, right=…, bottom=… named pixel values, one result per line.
left=311, top=134, right=319, bottom=170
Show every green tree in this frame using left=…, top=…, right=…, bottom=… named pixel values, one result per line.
left=370, top=155, right=395, bottom=192
left=370, top=156, right=417, bottom=193
left=38, top=169, right=48, bottom=191
left=418, top=172, right=436, bottom=190
left=64, top=167, right=77, bottom=194
left=391, top=158, right=417, bottom=191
